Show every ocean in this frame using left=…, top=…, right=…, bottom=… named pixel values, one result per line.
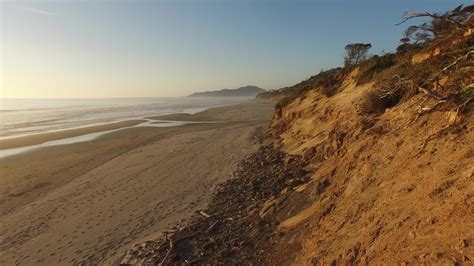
left=0, top=97, right=252, bottom=139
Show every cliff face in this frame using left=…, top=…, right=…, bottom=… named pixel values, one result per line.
left=263, top=30, right=474, bottom=264
left=120, top=19, right=473, bottom=265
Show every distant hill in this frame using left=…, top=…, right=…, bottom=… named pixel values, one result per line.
left=188, top=86, right=265, bottom=97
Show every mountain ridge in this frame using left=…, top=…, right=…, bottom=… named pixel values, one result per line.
left=188, top=85, right=265, bottom=97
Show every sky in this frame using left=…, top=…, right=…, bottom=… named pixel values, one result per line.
left=0, top=0, right=470, bottom=98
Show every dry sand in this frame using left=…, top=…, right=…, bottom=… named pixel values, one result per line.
left=0, top=100, right=274, bottom=265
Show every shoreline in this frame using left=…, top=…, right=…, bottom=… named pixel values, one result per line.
left=0, top=99, right=261, bottom=151
left=0, top=120, right=146, bottom=150
left=0, top=101, right=271, bottom=158
left=0, top=100, right=274, bottom=265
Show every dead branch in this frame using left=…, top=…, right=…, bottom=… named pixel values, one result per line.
left=440, top=50, right=474, bottom=73
left=159, top=236, right=173, bottom=266
left=206, top=220, right=220, bottom=233
left=154, top=230, right=202, bottom=263
left=442, top=47, right=474, bottom=57
left=418, top=86, right=445, bottom=100
left=198, top=211, right=211, bottom=218
left=413, top=100, right=446, bottom=123
left=414, top=102, right=469, bottom=158
left=155, top=229, right=202, bottom=255
left=185, top=257, right=203, bottom=264
left=396, top=12, right=468, bottom=28
left=400, top=98, right=443, bottom=130
left=414, top=125, right=452, bottom=158
left=425, top=50, right=473, bottom=99
left=457, top=98, right=473, bottom=113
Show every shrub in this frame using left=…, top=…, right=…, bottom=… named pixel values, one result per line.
left=313, top=68, right=346, bottom=97
left=275, top=95, right=296, bottom=117
left=460, top=84, right=474, bottom=101
left=360, top=90, right=388, bottom=115
left=360, top=79, right=407, bottom=115
left=357, top=53, right=397, bottom=85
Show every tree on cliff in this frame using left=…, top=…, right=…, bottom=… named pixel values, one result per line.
left=344, top=43, right=372, bottom=67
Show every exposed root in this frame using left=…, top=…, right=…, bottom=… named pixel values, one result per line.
left=418, top=86, right=446, bottom=100
left=440, top=50, right=474, bottom=73
left=414, top=125, right=453, bottom=158
left=409, top=100, right=447, bottom=126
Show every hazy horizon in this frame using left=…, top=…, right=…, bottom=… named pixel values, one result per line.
left=1, top=0, right=469, bottom=99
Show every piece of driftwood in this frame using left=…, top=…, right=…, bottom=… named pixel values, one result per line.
left=206, top=220, right=220, bottom=233
left=198, top=211, right=211, bottom=218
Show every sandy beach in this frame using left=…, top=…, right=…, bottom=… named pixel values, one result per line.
left=0, top=100, right=273, bottom=265
left=0, top=120, right=147, bottom=150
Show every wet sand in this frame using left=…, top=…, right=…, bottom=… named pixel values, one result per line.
left=0, top=120, right=146, bottom=150
left=0, top=100, right=274, bottom=265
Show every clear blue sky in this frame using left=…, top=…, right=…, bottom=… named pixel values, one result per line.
left=0, top=0, right=469, bottom=98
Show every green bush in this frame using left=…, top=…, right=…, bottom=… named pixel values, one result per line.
left=460, top=84, right=474, bottom=101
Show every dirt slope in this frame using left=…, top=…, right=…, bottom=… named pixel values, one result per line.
left=267, top=68, right=473, bottom=264
left=260, top=25, right=474, bottom=264
left=120, top=17, right=473, bottom=265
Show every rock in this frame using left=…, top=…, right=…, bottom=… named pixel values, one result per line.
left=119, top=145, right=309, bottom=264
left=425, top=217, right=437, bottom=225
left=456, top=239, right=468, bottom=251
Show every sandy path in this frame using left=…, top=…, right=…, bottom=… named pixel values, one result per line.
left=0, top=101, right=273, bottom=265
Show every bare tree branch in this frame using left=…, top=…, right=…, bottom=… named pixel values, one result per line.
left=396, top=11, right=471, bottom=28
